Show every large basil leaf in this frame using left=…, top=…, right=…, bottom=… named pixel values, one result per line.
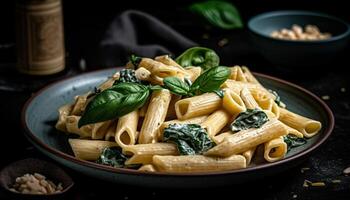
left=96, top=146, right=128, bottom=168
left=115, top=69, right=141, bottom=84
left=78, top=83, right=150, bottom=127
left=283, top=135, right=307, bottom=152
left=191, top=66, right=230, bottom=93
left=175, top=47, right=220, bottom=70
left=163, top=77, right=190, bottom=96
left=230, top=109, right=269, bottom=132
left=189, top=1, right=243, bottom=29
left=163, top=124, right=215, bottom=155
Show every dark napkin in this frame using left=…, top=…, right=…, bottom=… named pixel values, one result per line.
left=97, top=10, right=197, bottom=67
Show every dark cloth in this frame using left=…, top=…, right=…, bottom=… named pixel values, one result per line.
left=98, top=10, right=197, bottom=66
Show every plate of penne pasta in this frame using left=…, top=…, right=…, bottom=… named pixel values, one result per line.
left=22, top=47, right=334, bottom=187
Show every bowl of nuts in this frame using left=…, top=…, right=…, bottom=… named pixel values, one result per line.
left=0, top=158, right=74, bottom=199
left=248, top=10, right=350, bottom=70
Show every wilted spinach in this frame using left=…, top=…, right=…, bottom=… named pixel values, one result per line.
left=283, top=135, right=307, bottom=152
left=115, top=69, right=141, bottom=84
left=175, top=47, right=220, bottom=70
left=230, top=109, right=269, bottom=132
left=163, top=124, right=215, bottom=155
left=96, top=146, right=128, bottom=168
left=189, top=1, right=243, bottom=29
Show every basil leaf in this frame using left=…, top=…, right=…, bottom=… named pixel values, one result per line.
left=163, top=77, right=190, bottom=96
left=175, top=47, right=220, bottom=70
left=78, top=83, right=150, bottom=127
left=283, top=135, right=307, bottom=152
left=189, top=1, right=243, bottom=29
left=163, top=124, right=215, bottom=155
left=230, top=109, right=269, bottom=132
left=116, top=69, right=141, bottom=84
left=191, top=66, right=230, bottom=93
left=149, top=85, right=164, bottom=91
left=96, top=147, right=128, bottom=168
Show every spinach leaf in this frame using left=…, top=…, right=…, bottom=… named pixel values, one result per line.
left=130, top=54, right=142, bottom=67
left=175, top=47, right=220, bottom=70
left=116, top=69, right=141, bottom=84
left=96, top=146, right=128, bottom=168
left=191, top=66, right=230, bottom=93
left=163, top=124, right=215, bottom=155
left=283, top=135, right=307, bottom=152
left=189, top=1, right=243, bottom=29
left=230, top=109, right=269, bottom=132
left=163, top=77, right=190, bottom=96
left=268, top=89, right=285, bottom=108
left=78, top=82, right=150, bottom=127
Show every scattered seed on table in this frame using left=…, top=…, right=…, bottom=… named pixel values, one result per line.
left=321, top=95, right=330, bottom=100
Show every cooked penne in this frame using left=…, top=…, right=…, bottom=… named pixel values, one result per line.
left=213, top=131, right=232, bottom=144
left=242, top=147, right=257, bottom=166
left=205, top=119, right=288, bottom=157
left=135, top=67, right=151, bottom=82
left=66, top=115, right=111, bottom=139
left=55, top=104, right=73, bottom=132
left=242, top=66, right=260, bottom=84
left=229, top=66, right=248, bottom=82
left=139, top=90, right=172, bottom=144
left=123, top=143, right=178, bottom=165
left=153, top=155, right=246, bottom=172
left=283, top=123, right=304, bottom=138
left=115, top=110, right=139, bottom=147
left=279, top=108, right=322, bottom=138
left=240, top=87, right=261, bottom=109
left=154, top=55, right=187, bottom=74
left=222, top=89, right=246, bottom=116
left=201, top=109, right=230, bottom=138
left=104, top=120, right=117, bottom=141
left=69, top=139, right=118, bottom=161
left=264, top=137, right=287, bottom=162
left=71, top=92, right=92, bottom=116
left=138, top=164, right=157, bottom=172
left=175, top=93, right=221, bottom=120
left=166, top=94, right=182, bottom=120
left=184, top=66, right=202, bottom=82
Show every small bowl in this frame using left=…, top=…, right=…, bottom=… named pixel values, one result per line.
left=248, top=10, right=350, bottom=70
left=0, top=158, right=74, bottom=199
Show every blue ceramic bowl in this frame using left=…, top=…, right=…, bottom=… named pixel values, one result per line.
left=21, top=68, right=334, bottom=188
left=248, top=10, right=350, bottom=70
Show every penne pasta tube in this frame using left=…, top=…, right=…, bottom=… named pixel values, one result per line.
left=222, top=89, right=246, bottom=116
left=69, top=139, right=118, bottom=161
left=264, top=137, right=287, bottom=162
left=139, top=90, right=172, bottom=144
left=104, top=120, right=117, bottom=141
left=241, top=66, right=260, bottom=84
left=242, top=147, right=257, bottom=166
left=240, top=87, right=261, bottom=109
left=135, top=67, right=151, bottom=82
left=55, top=104, right=73, bottom=132
left=205, top=119, right=288, bottom=157
left=123, top=143, right=178, bottom=165
left=201, top=109, right=230, bottom=138
left=279, top=108, right=322, bottom=138
left=138, top=164, right=157, bottom=172
left=158, top=115, right=208, bottom=140
left=71, top=92, right=92, bottom=116
left=115, top=110, right=139, bottom=147
left=213, top=131, right=232, bottom=144
left=184, top=66, right=202, bottom=82
left=175, top=93, right=221, bottom=120
left=66, top=115, right=93, bottom=138
left=152, top=155, right=246, bottom=172
left=154, top=55, right=187, bottom=74
left=283, top=123, right=304, bottom=138
left=229, top=66, right=248, bottom=82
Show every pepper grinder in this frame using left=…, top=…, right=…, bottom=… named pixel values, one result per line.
left=16, top=0, right=65, bottom=75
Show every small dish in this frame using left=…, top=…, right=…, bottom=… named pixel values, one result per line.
left=0, top=158, right=74, bottom=199
left=248, top=10, right=350, bottom=70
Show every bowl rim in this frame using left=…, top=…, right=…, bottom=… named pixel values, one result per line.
left=21, top=67, right=335, bottom=177
left=248, top=10, right=350, bottom=43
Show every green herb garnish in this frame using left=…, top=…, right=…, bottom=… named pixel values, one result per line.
left=283, top=135, right=307, bottom=152
left=96, top=146, right=128, bottom=168
left=230, top=109, right=269, bottom=132
left=175, top=47, right=220, bottom=70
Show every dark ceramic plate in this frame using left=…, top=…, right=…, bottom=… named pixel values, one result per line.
left=21, top=68, right=334, bottom=188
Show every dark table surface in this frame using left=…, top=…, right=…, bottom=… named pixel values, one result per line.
left=1, top=2, right=350, bottom=199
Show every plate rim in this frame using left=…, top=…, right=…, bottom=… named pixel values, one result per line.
left=21, top=67, right=335, bottom=177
